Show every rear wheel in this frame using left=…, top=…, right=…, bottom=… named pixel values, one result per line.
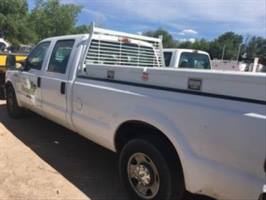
left=119, top=138, right=184, bottom=200
left=6, top=85, right=25, bottom=118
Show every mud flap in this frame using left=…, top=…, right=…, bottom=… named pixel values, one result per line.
left=0, top=72, right=5, bottom=100
left=0, top=85, right=5, bottom=100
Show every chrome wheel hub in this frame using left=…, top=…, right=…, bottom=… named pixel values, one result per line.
left=127, top=153, right=160, bottom=199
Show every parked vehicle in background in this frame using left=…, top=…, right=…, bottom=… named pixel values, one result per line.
left=0, top=38, right=10, bottom=52
left=5, top=25, right=266, bottom=200
left=212, top=59, right=266, bottom=73
left=211, top=59, right=242, bottom=71
left=163, top=48, right=212, bottom=69
left=0, top=43, right=31, bottom=99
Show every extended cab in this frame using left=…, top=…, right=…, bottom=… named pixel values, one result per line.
left=5, top=25, right=266, bottom=200
left=163, top=48, right=212, bottom=69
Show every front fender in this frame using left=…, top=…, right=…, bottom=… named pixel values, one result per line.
left=5, top=71, right=23, bottom=107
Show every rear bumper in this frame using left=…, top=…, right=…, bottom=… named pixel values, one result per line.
left=0, top=71, right=5, bottom=100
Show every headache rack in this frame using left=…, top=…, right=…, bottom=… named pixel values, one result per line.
left=83, top=24, right=165, bottom=68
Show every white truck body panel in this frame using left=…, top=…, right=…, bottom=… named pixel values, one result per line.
left=6, top=27, right=266, bottom=200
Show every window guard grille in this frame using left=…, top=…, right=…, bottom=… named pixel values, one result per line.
left=83, top=24, right=165, bottom=68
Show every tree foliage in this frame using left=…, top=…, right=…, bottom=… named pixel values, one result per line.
left=244, top=36, right=266, bottom=64
left=145, top=28, right=265, bottom=64
left=29, top=0, right=82, bottom=42
left=0, top=0, right=36, bottom=45
left=144, top=28, right=177, bottom=48
left=0, top=0, right=83, bottom=44
left=71, top=25, right=91, bottom=34
left=211, top=32, right=243, bottom=59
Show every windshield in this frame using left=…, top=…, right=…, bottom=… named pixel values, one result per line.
left=178, top=52, right=211, bottom=69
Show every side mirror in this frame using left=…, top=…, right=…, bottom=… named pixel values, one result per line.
left=6, top=55, right=28, bottom=71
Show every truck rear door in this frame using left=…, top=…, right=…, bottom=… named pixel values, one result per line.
left=41, top=39, right=75, bottom=126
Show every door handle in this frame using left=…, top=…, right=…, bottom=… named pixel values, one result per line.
left=37, top=77, right=41, bottom=88
left=60, top=82, right=66, bottom=95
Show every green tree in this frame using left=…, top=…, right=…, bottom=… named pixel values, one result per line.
left=144, top=28, right=177, bottom=48
left=178, top=41, right=193, bottom=49
left=209, top=32, right=243, bottom=60
left=191, top=39, right=210, bottom=52
left=244, top=36, right=266, bottom=65
left=29, top=0, right=82, bottom=42
left=209, top=40, right=223, bottom=59
left=0, top=0, right=36, bottom=45
left=71, top=25, right=91, bottom=34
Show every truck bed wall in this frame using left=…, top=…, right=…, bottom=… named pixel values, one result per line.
left=82, top=65, right=266, bottom=102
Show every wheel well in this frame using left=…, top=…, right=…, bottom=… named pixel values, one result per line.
left=115, top=120, right=184, bottom=181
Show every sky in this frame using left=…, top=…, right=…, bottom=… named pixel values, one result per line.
left=28, top=0, right=266, bottom=41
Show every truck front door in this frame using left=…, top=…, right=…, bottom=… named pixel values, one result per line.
left=41, top=39, right=75, bottom=126
left=18, top=42, right=51, bottom=112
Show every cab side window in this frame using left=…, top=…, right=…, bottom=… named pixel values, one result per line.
left=26, top=42, right=50, bottom=70
left=48, top=40, right=75, bottom=74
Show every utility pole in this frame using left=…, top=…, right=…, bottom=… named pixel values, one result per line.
left=221, top=45, right=226, bottom=60
left=236, top=44, right=243, bottom=63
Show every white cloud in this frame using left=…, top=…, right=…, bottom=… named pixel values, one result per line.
left=61, top=0, right=266, bottom=36
left=109, top=0, right=264, bottom=22
left=179, top=29, right=198, bottom=35
left=108, top=0, right=265, bottom=34
left=180, top=38, right=196, bottom=43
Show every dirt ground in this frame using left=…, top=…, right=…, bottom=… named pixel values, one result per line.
left=0, top=100, right=129, bottom=200
left=0, top=100, right=212, bottom=200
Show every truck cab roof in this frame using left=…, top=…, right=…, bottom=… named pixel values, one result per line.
left=163, top=48, right=210, bottom=56
left=41, top=34, right=90, bottom=43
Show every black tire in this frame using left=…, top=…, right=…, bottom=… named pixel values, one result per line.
left=119, top=138, right=184, bottom=200
left=6, top=85, right=25, bottom=118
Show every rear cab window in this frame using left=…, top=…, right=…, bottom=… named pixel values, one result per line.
left=85, top=38, right=160, bottom=68
left=178, top=52, right=211, bottom=69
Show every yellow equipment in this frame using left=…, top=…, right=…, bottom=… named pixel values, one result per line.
left=0, top=53, right=27, bottom=72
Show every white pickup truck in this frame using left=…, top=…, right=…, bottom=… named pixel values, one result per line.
left=5, top=25, right=266, bottom=200
left=163, top=48, right=212, bottom=69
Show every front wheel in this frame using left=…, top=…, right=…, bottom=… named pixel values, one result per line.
left=6, top=85, right=25, bottom=118
left=119, top=138, right=184, bottom=200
